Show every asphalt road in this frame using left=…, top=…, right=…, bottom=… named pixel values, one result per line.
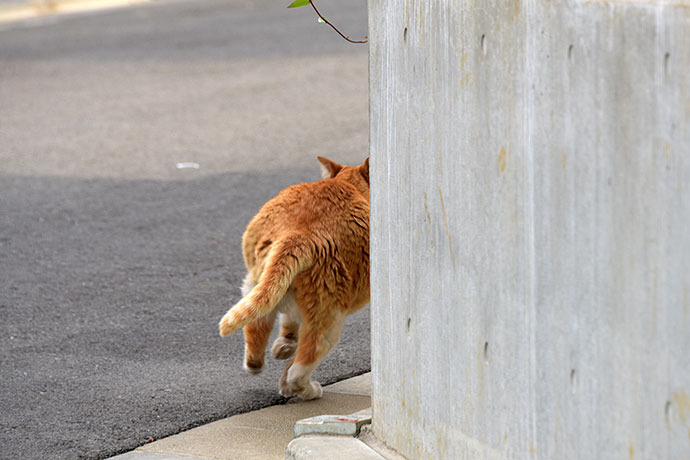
left=0, top=1, right=370, bottom=459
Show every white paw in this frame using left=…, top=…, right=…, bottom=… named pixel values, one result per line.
left=243, top=361, right=263, bottom=375
left=302, top=381, right=322, bottom=400
left=271, top=337, right=297, bottom=360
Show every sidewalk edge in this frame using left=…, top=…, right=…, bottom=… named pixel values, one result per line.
left=0, top=0, right=150, bottom=23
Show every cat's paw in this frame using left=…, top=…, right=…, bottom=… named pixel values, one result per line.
left=279, top=386, right=293, bottom=397
left=279, top=359, right=294, bottom=396
left=271, top=336, right=297, bottom=360
left=243, top=359, right=264, bottom=375
left=279, top=378, right=323, bottom=400
left=279, top=379, right=295, bottom=397
left=301, top=381, right=323, bottom=400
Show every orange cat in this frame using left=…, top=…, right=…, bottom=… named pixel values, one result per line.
left=219, top=156, right=370, bottom=400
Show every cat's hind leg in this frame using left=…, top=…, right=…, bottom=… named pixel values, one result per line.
left=271, top=291, right=300, bottom=360
left=242, top=309, right=277, bottom=374
left=240, top=273, right=276, bottom=374
left=280, top=310, right=345, bottom=400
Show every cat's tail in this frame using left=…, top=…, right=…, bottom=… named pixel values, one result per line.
left=219, top=236, right=311, bottom=337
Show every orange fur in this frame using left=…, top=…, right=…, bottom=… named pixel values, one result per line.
left=219, top=156, right=370, bottom=400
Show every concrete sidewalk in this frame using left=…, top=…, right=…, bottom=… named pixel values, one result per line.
left=109, top=373, right=392, bottom=460
left=0, top=0, right=151, bottom=23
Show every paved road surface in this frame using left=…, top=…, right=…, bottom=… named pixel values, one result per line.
left=0, top=1, right=370, bottom=459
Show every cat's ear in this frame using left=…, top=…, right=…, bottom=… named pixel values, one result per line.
left=317, top=156, right=343, bottom=179
left=359, top=157, right=370, bottom=184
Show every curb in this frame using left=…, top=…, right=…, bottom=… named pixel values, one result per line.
left=0, top=0, right=150, bottom=23
left=286, top=436, right=386, bottom=460
left=293, top=408, right=372, bottom=437
left=287, top=407, right=407, bottom=460
left=107, top=373, right=374, bottom=460
left=288, top=407, right=381, bottom=460
left=109, top=452, right=210, bottom=460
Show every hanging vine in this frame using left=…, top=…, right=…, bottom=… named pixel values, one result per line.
left=287, top=0, right=367, bottom=44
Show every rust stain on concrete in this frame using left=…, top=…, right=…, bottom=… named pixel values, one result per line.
left=499, top=146, right=507, bottom=173
left=673, top=391, right=690, bottom=424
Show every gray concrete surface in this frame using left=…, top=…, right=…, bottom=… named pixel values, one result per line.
left=0, top=0, right=370, bottom=459
left=109, top=454, right=207, bottom=460
left=369, top=0, right=690, bottom=459
left=313, top=371, right=370, bottom=396
left=287, top=436, right=386, bottom=460
left=110, top=374, right=372, bottom=460
left=136, top=395, right=371, bottom=460
left=293, top=408, right=372, bottom=437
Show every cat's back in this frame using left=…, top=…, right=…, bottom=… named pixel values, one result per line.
left=241, top=178, right=367, bottom=265
left=251, top=178, right=367, bottom=232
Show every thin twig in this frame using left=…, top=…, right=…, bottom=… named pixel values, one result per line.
left=308, top=0, right=367, bottom=44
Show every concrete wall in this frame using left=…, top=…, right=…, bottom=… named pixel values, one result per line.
left=368, top=1, right=690, bottom=459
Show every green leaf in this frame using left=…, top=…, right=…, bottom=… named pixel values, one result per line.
left=317, top=16, right=326, bottom=23
left=287, top=0, right=310, bottom=8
